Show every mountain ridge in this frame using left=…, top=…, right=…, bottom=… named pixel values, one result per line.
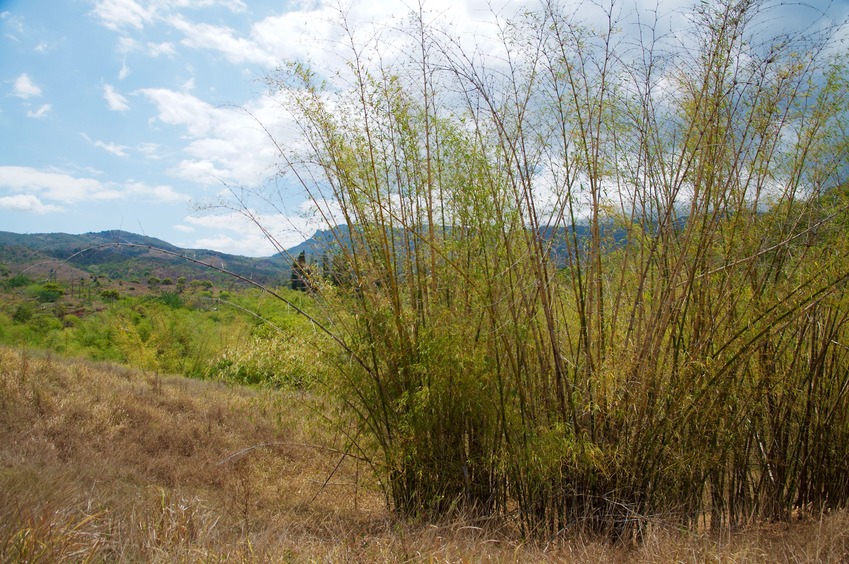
left=0, top=229, right=302, bottom=285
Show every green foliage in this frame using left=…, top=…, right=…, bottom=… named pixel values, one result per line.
left=12, top=303, right=34, bottom=324
left=190, top=279, right=213, bottom=291
left=5, top=275, right=31, bottom=289
left=34, top=282, right=63, bottom=303
left=210, top=332, right=321, bottom=388
left=158, top=292, right=183, bottom=309
left=269, top=0, right=849, bottom=538
left=0, top=280, right=319, bottom=390
left=100, top=289, right=119, bottom=302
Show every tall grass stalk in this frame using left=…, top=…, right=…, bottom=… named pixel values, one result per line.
left=261, top=0, right=849, bottom=538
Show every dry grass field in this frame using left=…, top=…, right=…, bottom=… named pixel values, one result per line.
left=1, top=346, right=847, bottom=562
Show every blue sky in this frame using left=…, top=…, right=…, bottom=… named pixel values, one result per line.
left=2, top=0, right=847, bottom=256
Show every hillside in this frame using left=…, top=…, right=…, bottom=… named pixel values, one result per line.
left=0, top=225, right=615, bottom=288
left=0, top=230, right=292, bottom=287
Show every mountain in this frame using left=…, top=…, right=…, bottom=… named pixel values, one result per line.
left=280, top=225, right=351, bottom=261
left=0, top=230, right=292, bottom=286
left=0, top=221, right=630, bottom=287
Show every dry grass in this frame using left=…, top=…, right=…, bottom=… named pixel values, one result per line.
left=0, top=346, right=846, bottom=562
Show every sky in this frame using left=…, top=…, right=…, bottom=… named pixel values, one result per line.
left=1, top=0, right=848, bottom=257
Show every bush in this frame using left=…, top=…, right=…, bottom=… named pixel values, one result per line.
left=266, top=0, right=849, bottom=537
left=101, top=289, right=119, bottom=302
left=12, top=303, right=34, bottom=324
left=5, top=275, right=31, bottom=289
left=158, top=292, right=183, bottom=309
left=35, top=283, right=63, bottom=303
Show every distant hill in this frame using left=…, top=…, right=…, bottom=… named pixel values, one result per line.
left=0, top=230, right=293, bottom=286
left=0, top=222, right=631, bottom=287
left=282, top=226, right=351, bottom=261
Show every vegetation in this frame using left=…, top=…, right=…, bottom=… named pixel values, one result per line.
left=0, top=274, right=324, bottom=388
left=254, top=0, right=849, bottom=539
left=0, top=229, right=291, bottom=287
left=2, top=0, right=849, bottom=556
left=2, top=347, right=848, bottom=561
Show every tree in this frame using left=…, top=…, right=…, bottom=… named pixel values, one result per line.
left=100, top=289, right=119, bottom=302
left=290, top=251, right=308, bottom=291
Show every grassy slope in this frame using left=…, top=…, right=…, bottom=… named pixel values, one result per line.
left=1, top=347, right=846, bottom=562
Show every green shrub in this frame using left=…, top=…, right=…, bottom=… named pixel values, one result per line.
left=12, top=303, right=34, bottom=324
left=100, top=289, right=119, bottom=302
left=158, top=292, right=183, bottom=309
left=35, top=283, right=63, bottom=303
left=5, top=275, right=31, bottom=289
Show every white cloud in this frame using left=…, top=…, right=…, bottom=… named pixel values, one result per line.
left=103, top=84, right=130, bottom=111
left=0, top=194, right=63, bottom=214
left=0, top=166, right=118, bottom=203
left=168, top=159, right=228, bottom=184
left=94, top=140, right=129, bottom=157
left=138, top=87, right=293, bottom=187
left=173, top=223, right=195, bottom=233
left=147, top=41, right=176, bottom=57
left=137, top=142, right=162, bottom=159
left=12, top=73, right=41, bottom=98
left=125, top=181, right=192, bottom=202
left=119, top=61, right=131, bottom=80
left=183, top=210, right=311, bottom=256
left=26, top=103, right=51, bottom=119
left=137, top=87, right=214, bottom=136
left=170, top=0, right=247, bottom=11
left=188, top=233, right=276, bottom=256
left=248, top=6, right=343, bottom=66
left=81, top=133, right=127, bottom=157
left=91, top=0, right=155, bottom=31
left=162, top=0, right=532, bottom=79
left=168, top=14, right=274, bottom=65
left=0, top=166, right=188, bottom=206
left=117, top=36, right=139, bottom=53
left=1, top=11, right=24, bottom=35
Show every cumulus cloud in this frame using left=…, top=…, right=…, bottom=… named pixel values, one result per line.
left=91, top=0, right=249, bottom=33
left=163, top=0, right=539, bottom=78
left=26, top=103, right=51, bottom=119
left=168, top=159, right=228, bottom=184
left=183, top=209, right=311, bottom=256
left=12, top=73, right=41, bottom=98
left=137, top=87, right=214, bottom=136
left=138, top=88, right=291, bottom=187
left=0, top=166, right=118, bottom=203
left=0, top=194, right=63, bottom=214
left=0, top=166, right=190, bottom=206
left=168, top=14, right=274, bottom=65
left=103, top=84, right=130, bottom=111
